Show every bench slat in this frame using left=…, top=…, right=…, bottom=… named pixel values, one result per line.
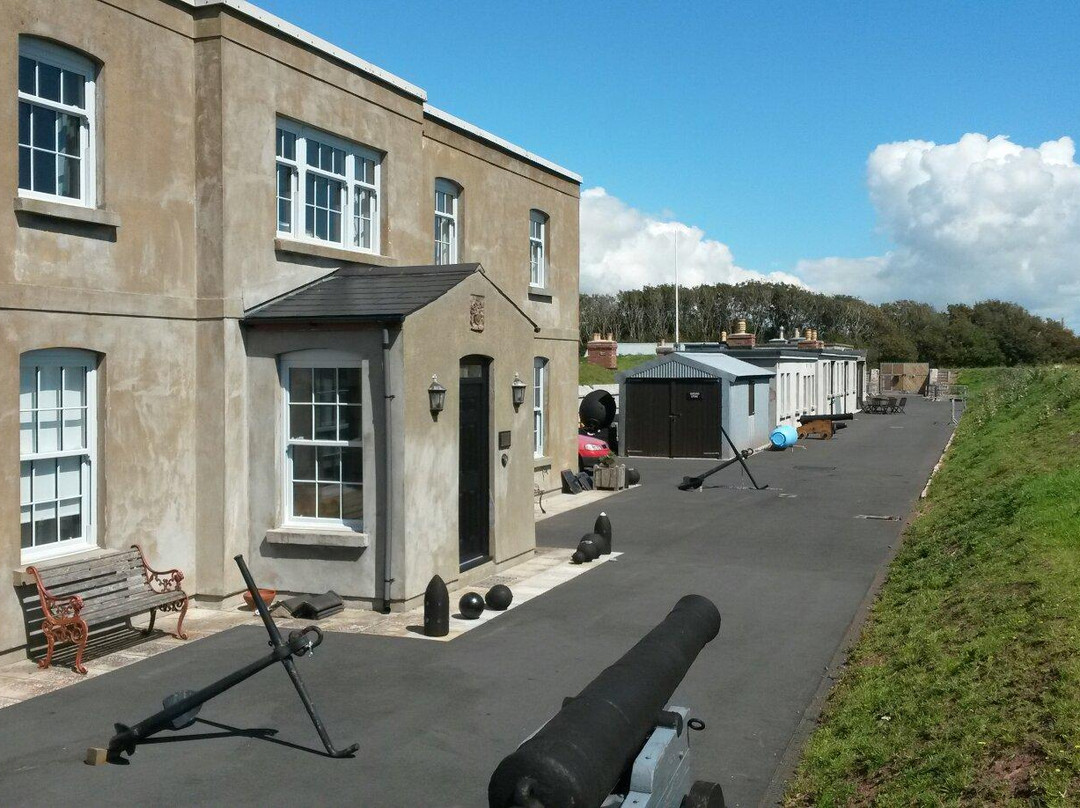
left=33, top=553, right=144, bottom=588
left=45, top=569, right=147, bottom=597
left=83, top=592, right=182, bottom=623
left=78, top=585, right=163, bottom=617
left=48, top=575, right=149, bottom=603
left=30, top=548, right=141, bottom=577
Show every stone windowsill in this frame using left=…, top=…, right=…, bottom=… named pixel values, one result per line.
left=527, top=286, right=553, bottom=302
left=11, top=545, right=119, bottom=586
left=14, top=196, right=121, bottom=228
left=534, top=455, right=552, bottom=470
left=265, top=526, right=368, bottom=549
left=274, top=238, right=397, bottom=267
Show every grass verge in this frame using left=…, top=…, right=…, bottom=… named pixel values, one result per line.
left=785, top=366, right=1080, bottom=806
left=579, top=353, right=655, bottom=385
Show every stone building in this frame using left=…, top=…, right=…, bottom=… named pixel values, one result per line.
left=1, top=0, right=581, bottom=662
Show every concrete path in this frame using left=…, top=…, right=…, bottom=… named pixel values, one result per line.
left=0, top=398, right=955, bottom=807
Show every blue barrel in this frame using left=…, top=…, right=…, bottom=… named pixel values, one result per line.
left=770, top=424, right=798, bottom=449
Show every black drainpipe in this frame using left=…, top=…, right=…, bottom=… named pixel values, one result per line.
left=381, top=326, right=396, bottom=613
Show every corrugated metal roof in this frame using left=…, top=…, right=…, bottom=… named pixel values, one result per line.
left=244, top=263, right=481, bottom=322
left=620, top=352, right=774, bottom=383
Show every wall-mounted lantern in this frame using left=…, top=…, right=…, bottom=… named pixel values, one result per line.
left=428, top=374, right=447, bottom=419
left=511, top=372, right=527, bottom=411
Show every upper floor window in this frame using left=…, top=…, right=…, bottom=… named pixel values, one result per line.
left=18, top=39, right=96, bottom=206
left=20, top=349, right=97, bottom=563
left=529, top=210, right=548, bottom=288
left=434, top=179, right=459, bottom=264
left=276, top=119, right=381, bottom=254
left=282, top=353, right=364, bottom=529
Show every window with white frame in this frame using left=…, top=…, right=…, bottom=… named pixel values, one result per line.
left=275, top=119, right=381, bottom=253
left=533, top=357, right=547, bottom=457
left=20, top=350, right=97, bottom=562
left=434, top=178, right=459, bottom=264
left=18, top=39, right=96, bottom=206
left=283, top=356, right=364, bottom=528
left=529, top=210, right=548, bottom=287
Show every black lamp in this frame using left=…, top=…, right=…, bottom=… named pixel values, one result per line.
left=428, top=374, right=446, bottom=418
left=511, top=372, right=527, bottom=411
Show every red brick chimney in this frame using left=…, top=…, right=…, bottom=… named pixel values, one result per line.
left=586, top=332, right=617, bottom=370
left=798, top=327, right=824, bottom=350
left=726, top=318, right=756, bottom=348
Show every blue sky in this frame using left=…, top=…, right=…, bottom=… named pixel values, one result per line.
left=255, top=1, right=1080, bottom=322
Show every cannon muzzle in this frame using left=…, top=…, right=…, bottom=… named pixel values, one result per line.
left=488, top=594, right=721, bottom=808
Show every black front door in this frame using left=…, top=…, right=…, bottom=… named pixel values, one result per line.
left=458, top=357, right=490, bottom=570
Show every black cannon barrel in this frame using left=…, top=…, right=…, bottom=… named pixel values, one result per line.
left=488, top=594, right=721, bottom=808
left=798, top=412, right=854, bottom=423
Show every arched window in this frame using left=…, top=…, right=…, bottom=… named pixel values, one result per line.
left=533, top=357, right=548, bottom=457
left=18, top=38, right=96, bottom=206
left=20, top=349, right=97, bottom=562
left=529, top=210, right=548, bottom=288
left=281, top=351, right=364, bottom=529
left=434, top=178, right=460, bottom=264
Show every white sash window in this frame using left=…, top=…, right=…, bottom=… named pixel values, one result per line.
left=18, top=39, right=96, bottom=206
left=20, top=350, right=97, bottom=562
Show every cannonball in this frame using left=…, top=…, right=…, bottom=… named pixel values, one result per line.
left=458, top=592, right=485, bottom=619
left=577, top=538, right=600, bottom=561
left=626, top=467, right=641, bottom=486
left=583, top=530, right=609, bottom=556
left=485, top=584, right=513, bottom=611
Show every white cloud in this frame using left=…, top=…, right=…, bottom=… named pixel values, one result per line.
left=798, top=133, right=1080, bottom=324
left=580, top=187, right=803, bottom=294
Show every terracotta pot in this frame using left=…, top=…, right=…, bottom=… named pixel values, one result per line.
left=242, top=588, right=277, bottom=609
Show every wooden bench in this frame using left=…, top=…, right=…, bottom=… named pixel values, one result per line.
left=26, top=545, right=188, bottom=674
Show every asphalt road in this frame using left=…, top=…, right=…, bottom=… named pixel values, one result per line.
left=0, top=398, right=955, bottom=807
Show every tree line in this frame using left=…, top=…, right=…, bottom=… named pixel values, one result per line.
left=580, top=281, right=1080, bottom=367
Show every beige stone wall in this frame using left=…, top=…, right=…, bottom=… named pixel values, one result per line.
left=1, top=0, right=580, bottom=657
left=400, top=274, right=538, bottom=600
left=0, top=311, right=198, bottom=656
left=422, top=120, right=580, bottom=489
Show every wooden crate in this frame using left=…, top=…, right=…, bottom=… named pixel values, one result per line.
left=594, top=464, right=627, bottom=490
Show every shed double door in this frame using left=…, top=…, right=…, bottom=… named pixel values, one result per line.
left=625, top=379, right=721, bottom=458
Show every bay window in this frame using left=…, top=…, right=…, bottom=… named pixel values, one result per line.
left=18, top=39, right=96, bottom=206
left=20, top=350, right=97, bottom=562
left=275, top=119, right=381, bottom=253
left=282, top=356, right=364, bottom=529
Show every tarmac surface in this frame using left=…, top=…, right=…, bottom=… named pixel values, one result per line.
left=0, top=398, right=955, bottom=807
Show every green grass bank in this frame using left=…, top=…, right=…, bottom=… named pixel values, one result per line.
left=786, top=366, right=1080, bottom=806
left=578, top=353, right=654, bottom=385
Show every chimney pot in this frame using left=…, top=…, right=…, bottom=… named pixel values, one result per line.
left=721, top=330, right=728, bottom=342
left=736, top=318, right=747, bottom=334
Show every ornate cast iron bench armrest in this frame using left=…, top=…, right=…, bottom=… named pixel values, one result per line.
left=133, top=544, right=185, bottom=594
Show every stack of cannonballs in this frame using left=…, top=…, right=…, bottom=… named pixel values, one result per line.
left=571, top=512, right=613, bottom=564
left=422, top=576, right=514, bottom=637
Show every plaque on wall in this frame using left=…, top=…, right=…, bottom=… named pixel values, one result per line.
left=469, top=294, right=485, bottom=332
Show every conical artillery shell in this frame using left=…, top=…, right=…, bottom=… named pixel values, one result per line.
left=424, top=575, right=449, bottom=637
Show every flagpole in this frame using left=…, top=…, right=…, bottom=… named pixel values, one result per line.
left=674, top=229, right=680, bottom=350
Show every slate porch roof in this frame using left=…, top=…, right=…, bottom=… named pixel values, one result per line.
left=243, top=263, right=537, bottom=330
